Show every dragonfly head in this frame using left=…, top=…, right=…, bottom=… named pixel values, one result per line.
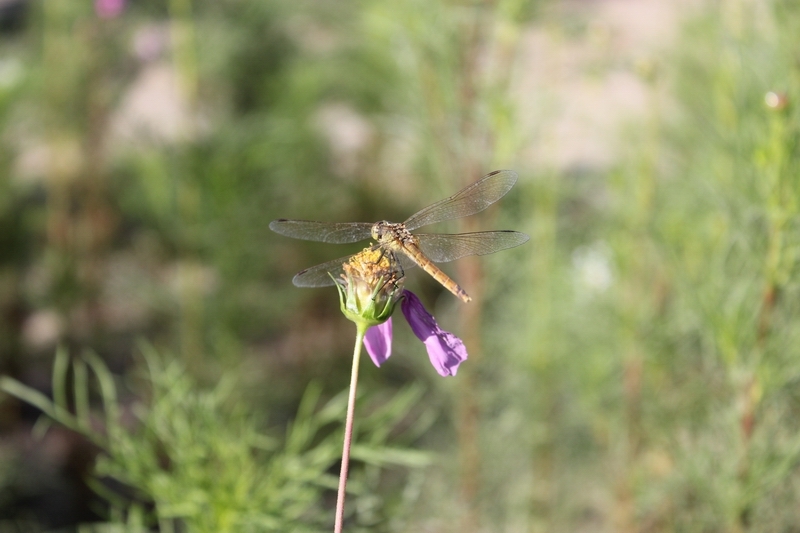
left=370, top=221, right=391, bottom=242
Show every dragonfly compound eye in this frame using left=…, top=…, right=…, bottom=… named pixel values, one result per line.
left=371, top=222, right=389, bottom=240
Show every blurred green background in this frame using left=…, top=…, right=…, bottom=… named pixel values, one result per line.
left=2, top=0, right=800, bottom=531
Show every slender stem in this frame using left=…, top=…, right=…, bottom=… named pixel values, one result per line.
left=334, top=325, right=366, bottom=533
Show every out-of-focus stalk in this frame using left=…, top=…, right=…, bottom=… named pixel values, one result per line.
left=167, top=0, right=204, bottom=366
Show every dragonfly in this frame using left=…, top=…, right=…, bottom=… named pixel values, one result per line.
left=269, top=169, right=529, bottom=302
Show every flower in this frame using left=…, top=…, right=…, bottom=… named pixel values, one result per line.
left=364, top=290, right=468, bottom=377
left=334, top=247, right=404, bottom=329
left=95, top=0, right=125, bottom=18
left=332, top=248, right=467, bottom=376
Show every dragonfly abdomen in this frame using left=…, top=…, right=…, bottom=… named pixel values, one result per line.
left=402, top=243, right=472, bottom=303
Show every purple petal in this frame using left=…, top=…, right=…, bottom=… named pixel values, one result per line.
left=364, top=319, right=393, bottom=367
left=401, top=291, right=468, bottom=377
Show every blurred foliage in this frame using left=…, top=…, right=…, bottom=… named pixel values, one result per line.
left=1, top=345, right=432, bottom=531
left=473, top=2, right=800, bottom=532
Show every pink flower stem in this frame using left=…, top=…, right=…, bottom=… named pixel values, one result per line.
left=334, top=325, right=365, bottom=533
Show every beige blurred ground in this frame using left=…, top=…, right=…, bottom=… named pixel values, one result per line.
left=516, top=0, right=698, bottom=171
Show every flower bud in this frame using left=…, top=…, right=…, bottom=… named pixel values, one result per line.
left=334, top=248, right=404, bottom=329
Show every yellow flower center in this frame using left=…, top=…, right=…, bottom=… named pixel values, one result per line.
left=342, top=248, right=401, bottom=293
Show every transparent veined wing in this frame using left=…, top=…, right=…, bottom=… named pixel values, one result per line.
left=403, top=170, right=518, bottom=231
left=291, top=248, right=415, bottom=288
left=415, top=231, right=529, bottom=263
left=269, top=219, right=373, bottom=244
left=291, top=253, right=356, bottom=288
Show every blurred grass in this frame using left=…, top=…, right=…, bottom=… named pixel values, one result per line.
left=474, top=2, right=800, bottom=532
left=2, top=0, right=800, bottom=531
left=1, top=344, right=432, bottom=531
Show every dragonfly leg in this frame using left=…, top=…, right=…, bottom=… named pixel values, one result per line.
left=374, top=245, right=389, bottom=263
left=394, top=254, right=406, bottom=285
left=370, top=251, right=405, bottom=302
left=386, top=270, right=405, bottom=293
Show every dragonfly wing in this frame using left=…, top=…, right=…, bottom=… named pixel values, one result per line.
left=415, top=231, right=530, bottom=263
left=292, top=247, right=413, bottom=287
left=270, top=219, right=373, bottom=244
left=291, top=254, right=356, bottom=287
left=395, top=250, right=419, bottom=271
left=403, top=170, right=518, bottom=231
